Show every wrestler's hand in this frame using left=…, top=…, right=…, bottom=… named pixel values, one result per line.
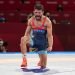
left=47, top=46, right=52, bottom=51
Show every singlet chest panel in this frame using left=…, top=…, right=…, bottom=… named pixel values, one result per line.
left=31, top=17, right=47, bottom=39
left=30, top=17, right=48, bottom=50
left=32, top=29, right=47, bottom=37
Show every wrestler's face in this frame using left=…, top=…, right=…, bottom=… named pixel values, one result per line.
left=33, top=9, right=44, bottom=21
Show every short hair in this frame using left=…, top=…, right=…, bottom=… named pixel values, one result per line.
left=34, top=3, right=44, bottom=11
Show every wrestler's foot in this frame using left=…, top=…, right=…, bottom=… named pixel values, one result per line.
left=21, top=57, right=27, bottom=67
left=40, top=66, right=46, bottom=69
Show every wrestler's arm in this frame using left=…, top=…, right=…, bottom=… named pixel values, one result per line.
left=46, top=18, right=53, bottom=51
left=22, top=19, right=32, bottom=42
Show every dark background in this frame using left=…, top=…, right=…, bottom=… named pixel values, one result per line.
left=0, top=0, right=75, bottom=52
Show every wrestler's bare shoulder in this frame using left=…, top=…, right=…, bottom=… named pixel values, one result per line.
left=42, top=16, right=52, bottom=26
left=42, top=16, right=51, bottom=23
left=28, top=16, right=34, bottom=23
left=46, top=16, right=51, bottom=23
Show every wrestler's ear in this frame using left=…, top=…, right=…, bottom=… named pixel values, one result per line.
left=42, top=11, right=44, bottom=14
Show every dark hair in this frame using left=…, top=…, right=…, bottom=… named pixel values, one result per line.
left=34, top=3, right=44, bottom=11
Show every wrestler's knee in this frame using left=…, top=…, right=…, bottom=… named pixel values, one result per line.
left=21, top=36, right=24, bottom=42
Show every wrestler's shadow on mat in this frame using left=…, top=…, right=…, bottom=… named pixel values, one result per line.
left=21, top=68, right=49, bottom=73
left=21, top=68, right=59, bottom=73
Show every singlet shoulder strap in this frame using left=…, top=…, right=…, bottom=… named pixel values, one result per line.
left=31, top=17, right=35, bottom=27
left=42, top=16, right=46, bottom=27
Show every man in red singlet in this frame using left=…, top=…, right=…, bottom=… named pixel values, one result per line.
left=20, top=3, right=53, bottom=69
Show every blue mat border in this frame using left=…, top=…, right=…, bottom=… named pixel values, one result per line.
left=0, top=52, right=75, bottom=54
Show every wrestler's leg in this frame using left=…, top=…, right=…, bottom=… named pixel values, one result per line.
left=38, top=54, right=42, bottom=66
left=40, top=54, right=47, bottom=68
left=20, top=36, right=28, bottom=67
left=38, top=51, right=47, bottom=68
